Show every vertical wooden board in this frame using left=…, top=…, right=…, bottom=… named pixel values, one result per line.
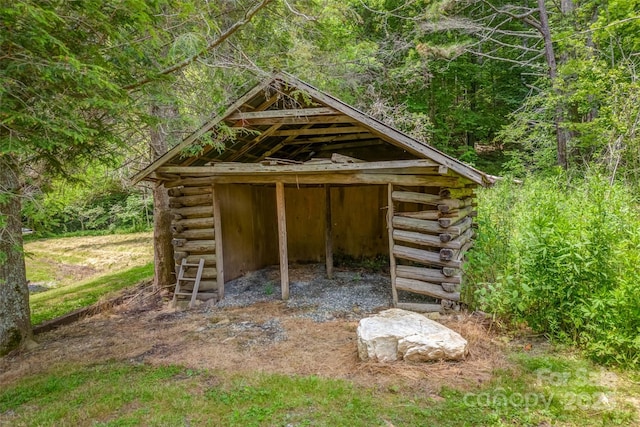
left=212, top=184, right=225, bottom=300
left=325, top=184, right=333, bottom=279
left=332, top=185, right=388, bottom=258
left=387, top=183, right=398, bottom=306
left=284, top=186, right=325, bottom=262
left=276, top=182, right=289, bottom=300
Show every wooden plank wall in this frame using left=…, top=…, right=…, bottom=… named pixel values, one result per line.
left=330, top=186, right=388, bottom=257
left=217, top=184, right=278, bottom=280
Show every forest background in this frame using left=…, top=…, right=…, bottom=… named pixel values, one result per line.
left=1, top=0, right=639, bottom=364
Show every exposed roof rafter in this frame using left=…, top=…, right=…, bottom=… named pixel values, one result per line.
left=131, top=72, right=493, bottom=186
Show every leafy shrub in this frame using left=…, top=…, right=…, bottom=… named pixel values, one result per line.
left=464, top=173, right=640, bottom=367
left=22, top=171, right=153, bottom=236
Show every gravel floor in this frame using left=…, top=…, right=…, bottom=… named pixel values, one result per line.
left=214, top=263, right=394, bottom=322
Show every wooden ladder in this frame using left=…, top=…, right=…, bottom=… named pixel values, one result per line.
left=172, top=258, right=205, bottom=308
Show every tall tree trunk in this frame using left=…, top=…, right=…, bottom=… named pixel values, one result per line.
left=150, top=104, right=176, bottom=292
left=0, top=155, right=32, bottom=355
left=538, top=0, right=569, bottom=169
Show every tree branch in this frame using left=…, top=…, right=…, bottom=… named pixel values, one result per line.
left=123, top=0, right=272, bottom=91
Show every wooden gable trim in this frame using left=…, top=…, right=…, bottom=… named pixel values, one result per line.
left=130, top=76, right=277, bottom=184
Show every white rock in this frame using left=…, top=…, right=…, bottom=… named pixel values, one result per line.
left=356, top=308, right=468, bottom=362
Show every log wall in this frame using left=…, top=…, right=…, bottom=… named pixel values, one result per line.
left=388, top=183, right=478, bottom=312
left=169, top=185, right=218, bottom=295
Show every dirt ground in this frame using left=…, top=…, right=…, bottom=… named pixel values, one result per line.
left=0, top=298, right=515, bottom=395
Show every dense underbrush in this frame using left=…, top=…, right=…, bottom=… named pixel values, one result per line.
left=465, top=173, right=640, bottom=367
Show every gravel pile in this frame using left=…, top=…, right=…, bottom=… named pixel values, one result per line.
left=215, top=263, right=394, bottom=322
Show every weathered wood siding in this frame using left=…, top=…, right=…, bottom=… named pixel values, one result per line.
left=218, top=184, right=278, bottom=281
left=167, top=177, right=479, bottom=310
left=387, top=183, right=479, bottom=312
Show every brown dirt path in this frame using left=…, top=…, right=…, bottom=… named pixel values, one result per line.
left=0, top=286, right=510, bottom=393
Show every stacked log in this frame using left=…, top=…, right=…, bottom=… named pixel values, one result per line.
left=390, top=184, right=477, bottom=310
left=169, top=185, right=218, bottom=294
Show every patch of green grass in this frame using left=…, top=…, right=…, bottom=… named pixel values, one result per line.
left=264, top=281, right=274, bottom=296
left=1, top=356, right=637, bottom=426
left=24, top=232, right=153, bottom=288
left=29, top=263, right=154, bottom=326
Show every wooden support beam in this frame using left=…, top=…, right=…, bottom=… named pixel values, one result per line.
left=174, top=228, right=216, bottom=240
left=396, top=277, right=460, bottom=301
left=167, top=186, right=212, bottom=197
left=233, top=115, right=358, bottom=126
left=395, top=265, right=461, bottom=284
left=442, top=267, right=459, bottom=277
left=227, top=107, right=338, bottom=120
left=285, top=133, right=380, bottom=145
left=274, top=74, right=488, bottom=185
left=182, top=267, right=217, bottom=279
left=212, top=184, right=225, bottom=300
left=392, top=229, right=443, bottom=248
left=436, top=197, right=474, bottom=213
left=168, top=193, right=212, bottom=208
left=164, top=173, right=463, bottom=188
left=325, top=184, right=333, bottom=279
left=174, top=253, right=217, bottom=266
left=393, top=244, right=462, bottom=268
left=438, top=207, right=476, bottom=228
left=257, top=142, right=286, bottom=161
left=171, top=239, right=215, bottom=253
left=171, top=205, right=214, bottom=218
left=227, top=123, right=282, bottom=161
left=396, top=226, right=471, bottom=249
left=271, top=126, right=368, bottom=137
left=387, top=183, right=398, bottom=306
left=160, top=159, right=439, bottom=177
left=439, top=186, right=476, bottom=199
left=395, top=210, right=439, bottom=220
left=276, top=182, right=289, bottom=300
left=393, top=215, right=473, bottom=237
left=173, top=217, right=215, bottom=230
left=392, top=190, right=442, bottom=205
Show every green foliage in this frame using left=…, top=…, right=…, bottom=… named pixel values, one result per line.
left=1, top=354, right=636, bottom=426
left=0, top=0, right=161, bottom=173
left=22, top=166, right=152, bottom=235
left=465, top=173, right=640, bottom=367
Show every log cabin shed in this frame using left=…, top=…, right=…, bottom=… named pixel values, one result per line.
left=132, top=72, right=494, bottom=312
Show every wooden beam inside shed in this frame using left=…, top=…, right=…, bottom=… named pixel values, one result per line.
left=325, top=184, right=333, bottom=279
left=212, top=184, right=225, bottom=300
left=276, top=182, right=289, bottom=300
left=271, top=126, right=368, bottom=137
left=226, top=107, right=337, bottom=120
left=387, top=183, right=398, bottom=306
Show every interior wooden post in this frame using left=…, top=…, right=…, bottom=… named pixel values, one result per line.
left=324, top=184, right=334, bottom=279
left=387, top=183, right=398, bottom=306
left=212, top=184, right=224, bottom=300
left=276, top=182, right=290, bottom=299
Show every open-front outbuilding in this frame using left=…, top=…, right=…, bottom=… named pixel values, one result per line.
left=132, top=72, right=494, bottom=312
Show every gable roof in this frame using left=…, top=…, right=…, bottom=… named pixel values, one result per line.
left=131, top=72, right=493, bottom=186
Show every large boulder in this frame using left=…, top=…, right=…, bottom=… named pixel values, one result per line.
left=356, top=308, right=468, bottom=362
